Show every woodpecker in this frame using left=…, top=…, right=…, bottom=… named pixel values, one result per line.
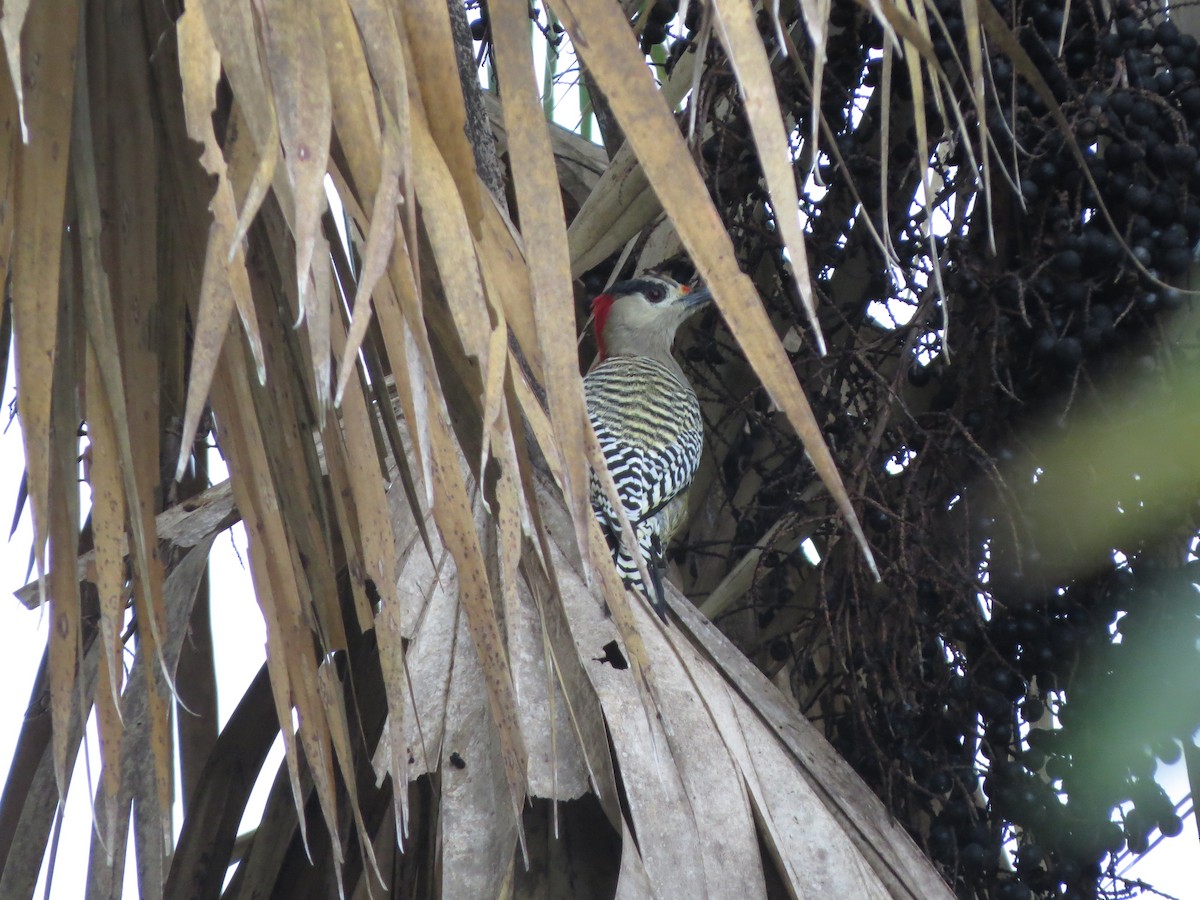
left=584, top=273, right=711, bottom=619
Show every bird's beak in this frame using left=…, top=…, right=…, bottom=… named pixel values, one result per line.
left=684, top=285, right=712, bottom=308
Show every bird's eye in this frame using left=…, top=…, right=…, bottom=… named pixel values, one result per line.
left=646, top=285, right=666, bottom=302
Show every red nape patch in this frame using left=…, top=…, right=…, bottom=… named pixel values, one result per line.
left=591, top=293, right=616, bottom=360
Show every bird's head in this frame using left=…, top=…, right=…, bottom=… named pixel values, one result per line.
left=590, top=274, right=712, bottom=361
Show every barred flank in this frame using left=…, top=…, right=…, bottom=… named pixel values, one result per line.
left=585, top=355, right=703, bottom=616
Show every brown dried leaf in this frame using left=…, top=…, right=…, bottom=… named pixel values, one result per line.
left=959, top=0, right=990, bottom=202
left=348, top=0, right=420, bottom=285
left=132, top=580, right=175, bottom=859
left=562, top=50, right=695, bottom=277
left=409, top=103, right=490, bottom=368
left=565, top=142, right=656, bottom=277
left=307, top=239, right=334, bottom=417
left=259, top=0, right=332, bottom=357
left=93, top=634, right=124, bottom=864
left=794, top=0, right=830, bottom=156
left=317, top=0, right=406, bottom=414
left=9, top=0, right=79, bottom=599
left=439, top=601, right=520, bottom=897
left=243, top=235, right=348, bottom=654
left=336, top=123, right=401, bottom=405
left=194, top=0, right=281, bottom=253
left=538, top=495, right=706, bottom=895
left=73, top=31, right=167, bottom=670
left=199, top=0, right=276, bottom=148
left=375, top=552, right=412, bottom=839
left=427, top=399, right=528, bottom=838
left=317, top=661, right=381, bottom=883
left=491, top=0, right=595, bottom=577
left=503, top=515, right=598, bottom=808
left=377, top=249, right=435, bottom=504
left=667, top=592, right=955, bottom=898
left=0, top=57, right=18, bottom=302
left=0, top=0, right=29, bottom=141
left=389, top=529, right=456, bottom=773
left=293, top=666, right=344, bottom=878
left=869, top=0, right=934, bottom=56
left=477, top=196, right=542, bottom=382
left=327, top=155, right=434, bottom=508
left=477, top=323, right=511, bottom=497
left=712, top=0, right=825, bottom=353
left=176, top=6, right=266, bottom=479
left=330, top=304, right=402, bottom=632
left=12, top=479, right=238, bottom=610
left=229, top=117, right=280, bottom=259
left=48, top=245, right=82, bottom=811
left=139, top=536, right=219, bottom=891
left=215, top=286, right=345, bottom=866
left=71, top=26, right=182, bottom=852
left=221, top=106, right=273, bottom=371
left=208, top=346, right=314, bottom=853
left=320, top=410, right=374, bottom=631
left=85, top=345, right=127, bottom=851
left=250, top=544, right=310, bottom=852
left=320, top=0, right=381, bottom=192
left=398, top=0, right=482, bottom=234
left=345, top=0, right=411, bottom=150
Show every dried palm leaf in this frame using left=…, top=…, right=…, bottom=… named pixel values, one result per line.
left=0, top=0, right=1020, bottom=894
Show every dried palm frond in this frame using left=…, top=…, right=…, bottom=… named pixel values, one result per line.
left=0, top=0, right=1009, bottom=895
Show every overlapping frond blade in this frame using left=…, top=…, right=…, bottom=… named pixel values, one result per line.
left=0, top=0, right=1018, bottom=895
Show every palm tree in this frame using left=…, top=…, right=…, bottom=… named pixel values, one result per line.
left=1, top=0, right=1197, bottom=898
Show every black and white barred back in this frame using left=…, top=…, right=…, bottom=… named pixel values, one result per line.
left=584, top=354, right=703, bottom=618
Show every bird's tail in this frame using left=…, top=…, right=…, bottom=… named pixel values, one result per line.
left=612, top=524, right=669, bottom=621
